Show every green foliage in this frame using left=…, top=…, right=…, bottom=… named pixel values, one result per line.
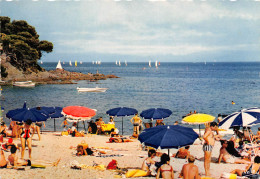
left=0, top=16, right=53, bottom=72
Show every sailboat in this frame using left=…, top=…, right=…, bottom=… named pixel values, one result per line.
left=149, top=60, right=151, bottom=67
left=40, top=60, right=43, bottom=64
left=116, top=60, right=118, bottom=65
left=56, top=60, right=63, bottom=70
left=118, top=61, right=121, bottom=66
left=155, top=60, right=158, bottom=68
left=75, top=61, right=77, bottom=67
left=92, top=61, right=95, bottom=64
left=80, top=61, right=83, bottom=64
left=125, top=60, right=127, bottom=66
left=63, top=62, right=65, bottom=65
left=69, top=61, right=72, bottom=66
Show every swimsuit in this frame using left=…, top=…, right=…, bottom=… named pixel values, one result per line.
left=160, top=165, right=173, bottom=172
left=0, top=164, right=7, bottom=168
left=225, top=156, right=236, bottom=164
left=21, top=129, right=32, bottom=140
left=242, top=164, right=260, bottom=176
left=133, top=123, right=140, bottom=127
left=203, top=144, right=213, bottom=152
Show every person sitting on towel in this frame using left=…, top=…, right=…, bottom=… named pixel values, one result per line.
left=172, top=146, right=190, bottom=159
left=76, top=145, right=94, bottom=156
left=8, top=146, right=31, bottom=169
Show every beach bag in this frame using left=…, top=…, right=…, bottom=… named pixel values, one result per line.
left=107, top=159, right=117, bottom=170
left=61, top=131, right=68, bottom=136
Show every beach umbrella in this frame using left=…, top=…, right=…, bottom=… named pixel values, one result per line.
left=6, top=102, right=27, bottom=119
left=138, top=125, right=199, bottom=154
left=106, top=107, right=138, bottom=135
left=62, top=106, right=96, bottom=120
left=140, top=108, right=172, bottom=120
left=219, top=107, right=260, bottom=129
left=182, top=113, right=215, bottom=136
left=31, top=106, right=55, bottom=115
left=49, top=107, right=63, bottom=132
left=6, top=107, right=49, bottom=122
left=62, top=106, right=96, bottom=131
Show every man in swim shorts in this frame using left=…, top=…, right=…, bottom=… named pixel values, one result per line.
left=130, top=113, right=142, bottom=135
left=203, top=122, right=220, bottom=176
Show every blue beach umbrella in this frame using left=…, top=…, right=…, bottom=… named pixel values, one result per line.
left=106, top=107, right=138, bottom=135
left=7, top=108, right=49, bottom=122
left=140, top=108, right=172, bottom=120
left=49, top=107, right=63, bottom=132
left=219, top=107, right=260, bottom=129
left=6, top=102, right=28, bottom=119
left=31, top=106, right=55, bottom=115
left=138, top=125, right=199, bottom=154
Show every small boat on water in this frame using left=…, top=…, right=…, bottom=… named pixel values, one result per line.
left=13, top=81, right=35, bottom=87
left=77, top=87, right=108, bottom=92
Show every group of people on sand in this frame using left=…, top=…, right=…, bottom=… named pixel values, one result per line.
left=141, top=148, right=200, bottom=179
left=202, top=121, right=260, bottom=177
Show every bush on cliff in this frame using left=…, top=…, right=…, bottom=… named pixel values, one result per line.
left=0, top=16, right=53, bottom=73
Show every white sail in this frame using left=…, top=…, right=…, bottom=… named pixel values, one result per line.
left=80, top=61, right=83, bottom=64
left=92, top=61, right=94, bottom=64
left=116, top=60, right=118, bottom=65
left=69, top=61, right=72, bottom=66
left=56, top=60, right=63, bottom=69
left=98, top=61, right=101, bottom=65
left=95, top=61, right=98, bottom=64
left=155, top=60, right=158, bottom=68
left=118, top=61, right=121, bottom=66
left=40, top=60, right=43, bottom=64
left=125, top=60, right=127, bottom=66
left=149, top=60, right=151, bottom=67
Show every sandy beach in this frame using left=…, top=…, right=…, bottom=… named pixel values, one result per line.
left=0, top=132, right=249, bottom=179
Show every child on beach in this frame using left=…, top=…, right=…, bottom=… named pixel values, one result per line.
left=8, top=146, right=31, bottom=169
left=156, top=154, right=174, bottom=179
left=61, top=119, right=68, bottom=131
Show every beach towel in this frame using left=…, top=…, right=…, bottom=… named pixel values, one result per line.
left=125, top=169, right=148, bottom=178
left=107, top=159, right=117, bottom=170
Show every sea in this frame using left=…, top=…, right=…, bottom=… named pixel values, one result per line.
left=1, top=62, right=260, bottom=135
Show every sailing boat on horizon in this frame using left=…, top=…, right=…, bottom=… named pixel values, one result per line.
left=75, top=61, right=77, bottom=67
left=118, top=61, right=121, bottom=66
left=116, top=60, right=118, bottom=65
left=69, top=61, right=72, bottom=66
left=125, top=60, right=127, bottom=66
left=149, top=60, right=151, bottom=67
left=155, top=60, right=158, bottom=68
left=56, top=60, right=63, bottom=70
left=40, top=60, right=43, bottom=64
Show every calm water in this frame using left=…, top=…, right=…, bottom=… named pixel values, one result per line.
left=1, top=62, right=260, bottom=134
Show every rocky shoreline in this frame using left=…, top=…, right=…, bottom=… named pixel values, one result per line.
left=0, top=54, right=119, bottom=85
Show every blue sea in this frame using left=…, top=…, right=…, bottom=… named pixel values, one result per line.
left=1, top=62, right=260, bottom=135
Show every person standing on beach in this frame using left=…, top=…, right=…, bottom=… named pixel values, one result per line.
left=203, top=122, right=220, bottom=176
left=20, top=119, right=33, bottom=159
left=130, top=113, right=142, bottom=135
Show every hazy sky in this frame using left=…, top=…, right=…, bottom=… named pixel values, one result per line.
left=1, top=0, right=260, bottom=62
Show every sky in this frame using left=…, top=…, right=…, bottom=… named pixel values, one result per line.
left=1, top=0, right=260, bottom=62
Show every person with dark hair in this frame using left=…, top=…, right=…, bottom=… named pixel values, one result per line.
left=20, top=119, right=33, bottom=159
left=231, top=156, right=260, bottom=176
left=179, top=155, right=200, bottom=179
left=203, top=121, right=221, bottom=176
left=8, top=145, right=31, bottom=169
left=156, top=154, right=174, bottom=179
left=218, top=140, right=250, bottom=164
left=142, top=149, right=156, bottom=176
left=172, top=146, right=190, bottom=159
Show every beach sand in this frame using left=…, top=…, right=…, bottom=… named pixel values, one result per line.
left=0, top=133, right=247, bottom=179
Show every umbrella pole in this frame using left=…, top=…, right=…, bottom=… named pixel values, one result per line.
left=83, top=121, right=86, bottom=131
left=122, top=117, right=124, bottom=135
left=168, top=149, right=170, bottom=156
left=199, top=124, right=201, bottom=138
left=54, top=118, right=56, bottom=132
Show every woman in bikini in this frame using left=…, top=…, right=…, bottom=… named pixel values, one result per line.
left=141, top=149, right=156, bottom=176
left=34, top=121, right=45, bottom=141
left=156, top=154, right=174, bottom=179
left=20, top=119, right=33, bottom=159
left=231, top=156, right=260, bottom=176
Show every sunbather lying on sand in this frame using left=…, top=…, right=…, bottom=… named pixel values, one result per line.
left=218, top=140, right=250, bottom=164
left=172, top=146, right=190, bottom=159
left=8, top=146, right=31, bottom=169
left=109, top=137, right=132, bottom=143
